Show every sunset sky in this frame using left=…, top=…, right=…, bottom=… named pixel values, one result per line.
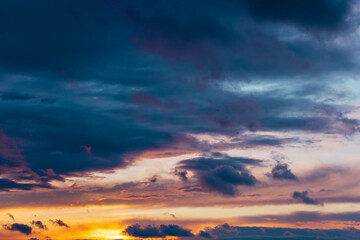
left=1, top=1, right=360, bottom=239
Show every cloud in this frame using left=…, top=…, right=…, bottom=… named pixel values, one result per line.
left=162, top=212, right=176, bottom=218
left=242, top=0, right=350, bottom=31
left=7, top=213, right=15, bottom=221
left=268, top=163, right=298, bottom=181
left=149, top=175, right=158, bottom=183
left=49, top=219, right=70, bottom=228
left=0, top=178, right=53, bottom=192
left=123, top=224, right=165, bottom=238
left=0, top=0, right=358, bottom=207
left=39, top=169, right=65, bottom=183
left=176, top=153, right=259, bottom=196
left=172, top=168, right=188, bottom=182
left=160, top=224, right=193, bottom=237
left=199, top=165, right=257, bottom=196
left=245, top=211, right=360, bottom=224
left=31, top=220, right=47, bottom=230
left=124, top=224, right=193, bottom=238
left=3, top=223, right=32, bottom=235
left=80, top=145, right=92, bottom=154
left=293, top=191, right=323, bottom=205
left=199, top=230, right=212, bottom=238
left=301, top=165, right=350, bottom=183
left=0, top=127, right=23, bottom=164
left=1, top=92, right=33, bottom=101
left=177, top=153, right=262, bottom=171
left=197, top=224, right=360, bottom=239
left=131, top=92, right=164, bottom=109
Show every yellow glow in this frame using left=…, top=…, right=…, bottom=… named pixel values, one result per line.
left=87, top=229, right=129, bottom=239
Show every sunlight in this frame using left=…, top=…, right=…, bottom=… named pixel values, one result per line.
left=88, top=229, right=129, bottom=239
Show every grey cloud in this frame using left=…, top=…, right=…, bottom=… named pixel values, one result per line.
left=293, top=191, right=323, bottom=205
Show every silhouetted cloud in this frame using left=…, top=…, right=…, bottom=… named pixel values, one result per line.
left=177, top=153, right=259, bottom=196
left=160, top=224, right=193, bottom=237
left=49, top=219, right=70, bottom=228
left=7, top=213, right=15, bottom=221
left=31, top=220, right=47, bottom=230
left=199, top=230, right=212, bottom=238
left=173, top=168, right=188, bottom=182
left=124, top=224, right=164, bottom=238
left=124, top=224, right=194, bottom=238
left=269, top=163, right=298, bottom=180
left=0, top=178, right=53, bottom=192
left=197, top=224, right=360, bottom=239
left=245, top=211, right=360, bottom=224
left=3, top=223, right=32, bottom=235
left=293, top=191, right=323, bottom=205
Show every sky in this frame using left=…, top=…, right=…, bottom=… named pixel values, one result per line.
left=1, top=0, right=360, bottom=239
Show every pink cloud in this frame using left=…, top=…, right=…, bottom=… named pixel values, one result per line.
left=0, top=127, right=23, bottom=160
left=80, top=145, right=92, bottom=154
left=131, top=92, right=163, bottom=109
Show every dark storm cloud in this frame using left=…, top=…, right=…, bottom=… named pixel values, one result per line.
left=0, top=103, right=177, bottom=175
left=0, top=178, right=52, bottom=192
left=49, top=219, right=70, bottom=228
left=0, top=0, right=359, bottom=185
left=1, top=92, right=33, bottom=101
left=0, top=0, right=124, bottom=72
left=293, top=191, right=323, bottom=205
left=38, top=169, right=65, bottom=182
left=177, top=153, right=259, bottom=196
left=242, top=0, right=350, bottom=31
left=3, top=223, right=32, bottom=235
left=128, top=90, right=360, bottom=137
left=117, top=0, right=355, bottom=80
left=0, top=0, right=354, bottom=80
left=269, top=163, right=298, bottom=181
left=124, top=224, right=193, bottom=238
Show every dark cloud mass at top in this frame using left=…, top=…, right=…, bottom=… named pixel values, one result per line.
left=242, top=0, right=350, bottom=31
left=0, top=0, right=358, bottom=190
